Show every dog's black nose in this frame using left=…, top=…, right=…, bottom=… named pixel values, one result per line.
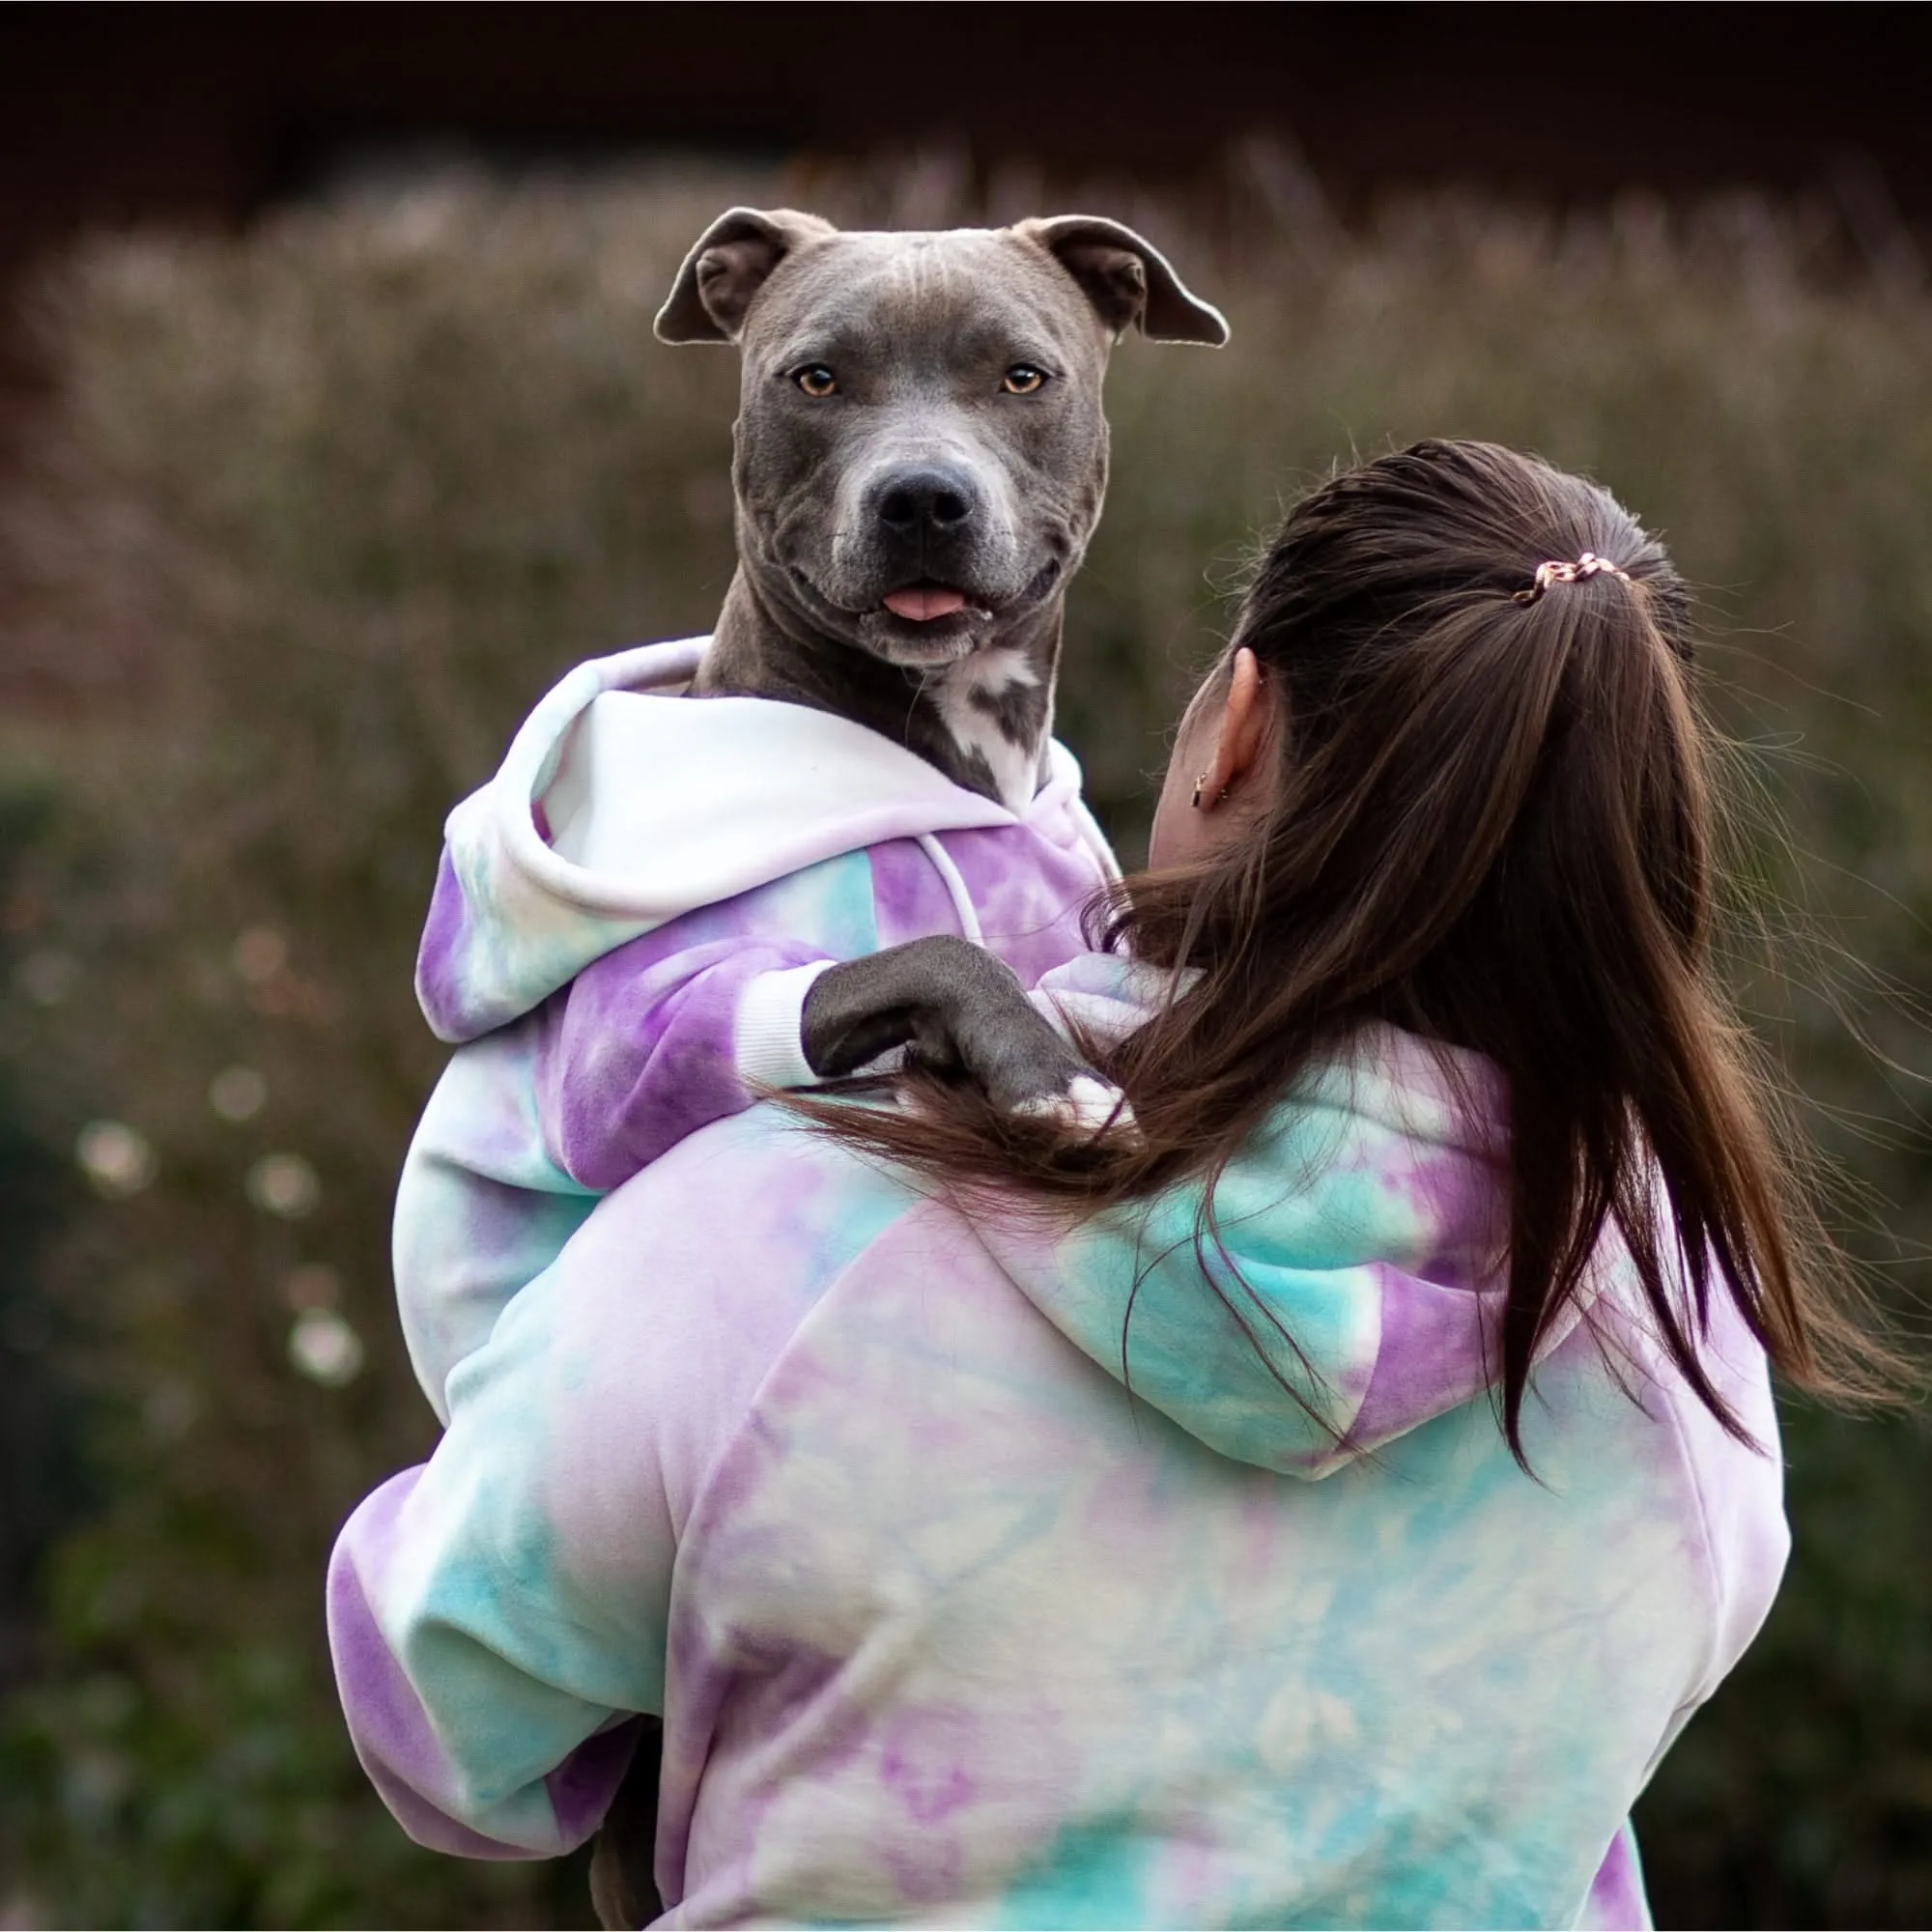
left=873, top=466, right=979, bottom=537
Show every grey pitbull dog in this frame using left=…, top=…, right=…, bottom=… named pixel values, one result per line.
left=668, top=206, right=1226, bottom=812
left=588, top=209, right=1224, bottom=1928
left=663, top=206, right=1225, bottom=1118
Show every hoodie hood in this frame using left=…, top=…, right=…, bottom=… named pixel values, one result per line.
left=415, top=638, right=1112, bottom=1041
left=994, top=956, right=1602, bottom=1476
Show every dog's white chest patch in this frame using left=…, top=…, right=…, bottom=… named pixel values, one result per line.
left=935, top=649, right=1043, bottom=813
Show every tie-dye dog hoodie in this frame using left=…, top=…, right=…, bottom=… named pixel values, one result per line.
left=331, top=953, right=1788, bottom=1927
left=394, top=635, right=1115, bottom=1415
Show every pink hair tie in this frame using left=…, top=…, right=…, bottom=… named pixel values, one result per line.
left=1514, top=552, right=1632, bottom=606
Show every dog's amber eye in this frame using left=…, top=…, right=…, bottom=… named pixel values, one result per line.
left=1002, top=364, right=1047, bottom=395
left=795, top=365, right=838, bottom=398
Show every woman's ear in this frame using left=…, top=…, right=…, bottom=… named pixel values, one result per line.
left=1200, top=648, right=1270, bottom=809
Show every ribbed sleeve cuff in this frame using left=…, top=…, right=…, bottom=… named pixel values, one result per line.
left=733, top=960, right=838, bottom=1091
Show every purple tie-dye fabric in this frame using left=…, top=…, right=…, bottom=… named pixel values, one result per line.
left=331, top=999, right=1789, bottom=1927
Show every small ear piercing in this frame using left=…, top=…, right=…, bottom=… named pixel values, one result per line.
left=1191, top=771, right=1228, bottom=810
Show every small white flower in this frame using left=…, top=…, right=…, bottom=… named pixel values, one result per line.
left=289, top=1308, right=363, bottom=1387
left=208, top=1065, right=269, bottom=1122
left=75, top=1121, right=156, bottom=1198
left=246, top=1151, right=321, bottom=1218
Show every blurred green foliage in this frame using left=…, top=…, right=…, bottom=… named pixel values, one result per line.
left=0, top=788, right=89, bottom=1704
left=0, top=160, right=1927, bottom=1927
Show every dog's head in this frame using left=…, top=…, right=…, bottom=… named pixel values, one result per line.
left=657, top=209, right=1227, bottom=672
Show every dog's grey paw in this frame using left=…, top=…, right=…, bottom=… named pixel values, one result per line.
left=1011, top=1074, right=1139, bottom=1139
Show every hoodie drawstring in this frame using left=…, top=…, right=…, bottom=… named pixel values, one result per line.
left=916, top=834, right=984, bottom=946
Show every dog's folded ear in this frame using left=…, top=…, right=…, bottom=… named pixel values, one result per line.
left=1016, top=215, right=1230, bottom=347
left=656, top=208, right=840, bottom=345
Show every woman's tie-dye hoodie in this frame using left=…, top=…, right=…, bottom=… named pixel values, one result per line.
left=331, top=953, right=1789, bottom=1929
left=395, top=636, right=1116, bottom=1417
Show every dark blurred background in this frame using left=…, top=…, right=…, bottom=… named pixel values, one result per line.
left=6, top=3, right=1931, bottom=418
left=1, top=6, right=1928, bottom=1927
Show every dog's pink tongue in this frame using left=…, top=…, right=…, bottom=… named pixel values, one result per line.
left=885, top=585, right=967, bottom=622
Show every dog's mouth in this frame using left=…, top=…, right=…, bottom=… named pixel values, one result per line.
left=880, top=581, right=981, bottom=625
left=876, top=556, right=1063, bottom=627
left=785, top=557, right=1063, bottom=651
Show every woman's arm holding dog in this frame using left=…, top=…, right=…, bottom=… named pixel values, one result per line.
left=327, top=1250, right=673, bottom=1857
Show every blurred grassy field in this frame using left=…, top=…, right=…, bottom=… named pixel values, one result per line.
left=1, top=158, right=1928, bottom=1927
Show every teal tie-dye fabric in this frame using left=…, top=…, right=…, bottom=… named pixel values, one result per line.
left=331, top=963, right=1787, bottom=1927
